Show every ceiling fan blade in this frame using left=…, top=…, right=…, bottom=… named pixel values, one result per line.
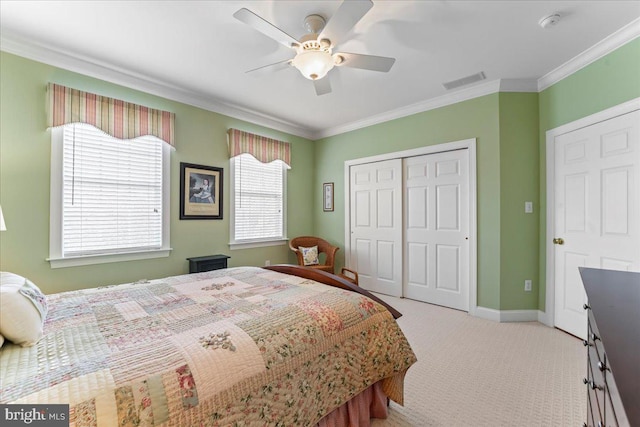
left=320, top=0, right=373, bottom=45
left=336, top=52, right=395, bottom=72
left=233, top=8, right=299, bottom=49
left=313, top=77, right=332, bottom=96
left=246, top=59, right=292, bottom=75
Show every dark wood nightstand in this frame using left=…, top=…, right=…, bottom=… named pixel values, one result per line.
left=186, top=254, right=230, bottom=273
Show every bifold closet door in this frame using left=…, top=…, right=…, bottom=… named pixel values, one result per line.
left=349, top=159, right=403, bottom=296
left=404, top=149, right=470, bottom=311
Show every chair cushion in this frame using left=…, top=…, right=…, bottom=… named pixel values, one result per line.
left=0, top=272, right=48, bottom=347
left=299, top=245, right=319, bottom=266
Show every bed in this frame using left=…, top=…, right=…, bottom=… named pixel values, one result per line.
left=0, top=265, right=416, bottom=426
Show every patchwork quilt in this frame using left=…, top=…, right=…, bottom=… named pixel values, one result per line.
left=0, top=267, right=416, bottom=426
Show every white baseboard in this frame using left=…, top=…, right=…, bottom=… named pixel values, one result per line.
left=474, top=307, right=544, bottom=323
left=473, top=306, right=501, bottom=322
left=499, top=309, right=541, bottom=322
left=537, top=310, right=553, bottom=327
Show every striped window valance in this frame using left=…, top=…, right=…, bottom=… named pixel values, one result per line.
left=47, top=83, right=175, bottom=147
left=227, top=128, right=291, bottom=167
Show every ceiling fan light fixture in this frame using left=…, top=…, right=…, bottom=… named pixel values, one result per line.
left=234, top=1, right=394, bottom=95
left=292, top=50, right=335, bottom=80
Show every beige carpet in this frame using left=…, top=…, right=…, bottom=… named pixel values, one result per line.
left=371, top=295, right=587, bottom=427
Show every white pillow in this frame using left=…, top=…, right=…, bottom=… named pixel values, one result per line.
left=0, top=272, right=48, bottom=347
left=299, top=245, right=319, bottom=266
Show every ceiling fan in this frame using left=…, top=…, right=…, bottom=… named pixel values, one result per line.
left=233, top=0, right=395, bottom=96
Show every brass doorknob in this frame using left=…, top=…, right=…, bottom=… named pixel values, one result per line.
left=553, top=238, right=564, bottom=245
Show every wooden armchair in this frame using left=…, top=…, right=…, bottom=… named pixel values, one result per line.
left=289, top=236, right=339, bottom=274
left=339, top=267, right=359, bottom=286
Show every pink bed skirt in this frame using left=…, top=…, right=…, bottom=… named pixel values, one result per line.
left=316, top=381, right=389, bottom=427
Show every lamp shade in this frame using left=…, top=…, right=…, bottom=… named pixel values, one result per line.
left=291, top=50, right=335, bottom=80
left=0, top=206, right=6, bottom=231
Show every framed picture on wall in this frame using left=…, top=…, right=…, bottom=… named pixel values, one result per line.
left=180, top=162, right=223, bottom=219
left=323, top=182, right=334, bottom=212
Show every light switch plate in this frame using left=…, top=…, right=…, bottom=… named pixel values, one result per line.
left=525, top=201, right=533, bottom=213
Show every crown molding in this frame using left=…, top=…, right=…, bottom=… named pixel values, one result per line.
left=0, top=32, right=315, bottom=140
left=0, top=33, right=539, bottom=141
left=2, top=16, right=636, bottom=142
left=312, top=77, right=538, bottom=139
left=537, top=17, right=640, bottom=92
left=313, top=79, right=504, bottom=139
left=499, top=79, right=539, bottom=92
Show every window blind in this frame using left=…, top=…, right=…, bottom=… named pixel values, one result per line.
left=62, top=123, right=163, bottom=256
left=233, top=153, right=284, bottom=241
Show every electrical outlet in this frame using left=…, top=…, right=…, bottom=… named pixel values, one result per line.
left=524, top=280, right=532, bottom=292
left=265, top=260, right=271, bottom=266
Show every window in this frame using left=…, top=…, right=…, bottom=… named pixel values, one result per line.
left=230, top=153, right=287, bottom=248
left=49, top=123, right=171, bottom=267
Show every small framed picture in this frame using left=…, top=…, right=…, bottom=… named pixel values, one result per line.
left=180, top=162, right=223, bottom=219
left=323, top=182, right=334, bottom=212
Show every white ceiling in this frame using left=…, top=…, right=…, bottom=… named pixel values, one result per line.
left=1, top=1, right=639, bottom=140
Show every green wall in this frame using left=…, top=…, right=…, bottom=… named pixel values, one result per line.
left=0, top=52, right=315, bottom=294
left=498, top=93, right=539, bottom=310
left=313, top=39, right=639, bottom=313
left=2, top=37, right=638, bottom=311
left=537, top=38, right=640, bottom=310
left=314, top=94, right=506, bottom=310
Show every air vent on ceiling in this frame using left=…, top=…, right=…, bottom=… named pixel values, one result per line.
left=442, top=71, right=486, bottom=90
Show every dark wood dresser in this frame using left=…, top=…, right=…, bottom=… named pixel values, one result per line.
left=579, top=267, right=640, bottom=427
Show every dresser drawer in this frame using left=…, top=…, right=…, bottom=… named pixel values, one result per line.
left=604, top=385, right=619, bottom=427
left=587, top=311, right=605, bottom=359
left=586, top=390, right=597, bottom=427
left=587, top=360, right=604, bottom=424
left=586, top=309, right=629, bottom=427
left=587, top=341, right=604, bottom=380
left=605, top=364, right=630, bottom=427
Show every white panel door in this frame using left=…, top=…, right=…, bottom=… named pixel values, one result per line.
left=554, top=110, right=640, bottom=339
left=350, top=159, right=403, bottom=296
left=404, top=149, right=470, bottom=311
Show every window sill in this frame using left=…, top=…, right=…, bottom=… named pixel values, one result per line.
left=229, top=238, right=288, bottom=250
left=47, top=248, right=172, bottom=269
